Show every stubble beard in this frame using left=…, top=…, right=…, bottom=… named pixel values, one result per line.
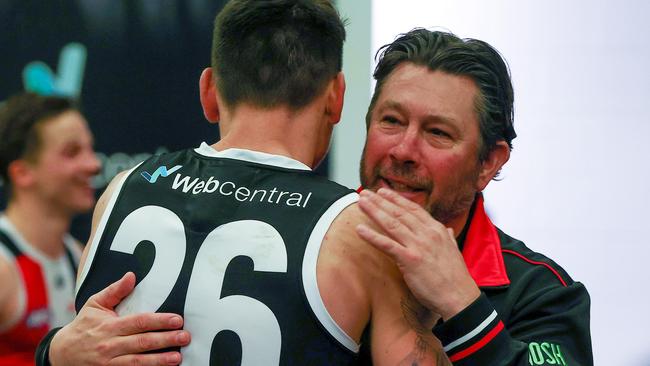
left=359, top=154, right=478, bottom=226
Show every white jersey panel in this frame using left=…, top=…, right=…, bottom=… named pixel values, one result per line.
left=0, top=215, right=77, bottom=328
left=302, top=192, right=360, bottom=353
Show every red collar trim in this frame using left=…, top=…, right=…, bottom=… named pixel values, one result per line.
left=462, top=195, right=510, bottom=288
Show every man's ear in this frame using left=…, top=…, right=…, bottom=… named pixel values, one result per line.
left=476, top=141, right=510, bottom=191
left=7, top=160, right=35, bottom=189
left=199, top=68, right=220, bottom=123
left=327, top=72, right=346, bottom=124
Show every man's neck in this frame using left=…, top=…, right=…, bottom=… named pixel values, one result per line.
left=4, top=198, right=71, bottom=259
left=214, top=102, right=331, bottom=168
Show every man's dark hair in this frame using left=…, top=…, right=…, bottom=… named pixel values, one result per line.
left=367, top=28, right=516, bottom=161
left=212, top=0, right=346, bottom=109
left=0, top=92, right=75, bottom=186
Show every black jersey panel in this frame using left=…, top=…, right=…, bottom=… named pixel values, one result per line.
left=76, top=148, right=358, bottom=365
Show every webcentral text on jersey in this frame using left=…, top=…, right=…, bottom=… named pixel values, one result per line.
left=170, top=173, right=313, bottom=208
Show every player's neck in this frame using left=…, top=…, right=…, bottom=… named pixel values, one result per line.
left=4, top=198, right=70, bottom=259
left=214, top=103, right=331, bottom=168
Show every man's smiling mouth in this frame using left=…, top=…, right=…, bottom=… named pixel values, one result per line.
left=380, top=176, right=426, bottom=193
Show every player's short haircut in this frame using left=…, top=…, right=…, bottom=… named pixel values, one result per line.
left=212, top=0, right=346, bottom=110
left=0, top=92, right=75, bottom=187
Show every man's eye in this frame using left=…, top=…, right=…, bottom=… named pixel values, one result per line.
left=382, top=116, right=401, bottom=124
left=428, top=128, right=451, bottom=138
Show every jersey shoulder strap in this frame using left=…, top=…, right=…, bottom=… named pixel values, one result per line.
left=0, top=228, right=21, bottom=258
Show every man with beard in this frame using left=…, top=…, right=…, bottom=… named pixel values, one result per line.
left=355, top=29, right=593, bottom=365
left=36, top=28, right=593, bottom=366
left=36, top=2, right=447, bottom=365
left=0, top=92, right=101, bottom=365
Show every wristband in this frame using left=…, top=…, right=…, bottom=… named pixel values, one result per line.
left=35, top=327, right=62, bottom=366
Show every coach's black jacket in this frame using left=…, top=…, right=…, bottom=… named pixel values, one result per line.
left=359, top=194, right=593, bottom=365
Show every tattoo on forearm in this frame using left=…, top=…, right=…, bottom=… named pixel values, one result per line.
left=437, top=352, right=453, bottom=366
left=398, top=295, right=431, bottom=365
left=400, top=294, right=430, bottom=334
left=398, top=294, right=452, bottom=365
left=397, top=352, right=423, bottom=366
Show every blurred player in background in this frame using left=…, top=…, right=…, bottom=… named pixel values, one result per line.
left=0, top=92, right=100, bottom=365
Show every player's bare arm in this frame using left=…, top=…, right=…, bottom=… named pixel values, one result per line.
left=320, top=203, right=448, bottom=365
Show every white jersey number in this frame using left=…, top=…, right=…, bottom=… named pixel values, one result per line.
left=109, top=206, right=288, bottom=365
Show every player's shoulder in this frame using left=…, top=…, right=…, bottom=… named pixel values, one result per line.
left=319, top=203, right=359, bottom=256
left=325, top=203, right=395, bottom=273
left=326, top=202, right=375, bottom=244
left=0, top=252, right=15, bottom=278
left=97, top=170, right=131, bottom=208
left=0, top=229, right=19, bottom=271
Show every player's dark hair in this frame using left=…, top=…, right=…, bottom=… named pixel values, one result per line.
left=0, top=92, right=75, bottom=188
left=212, top=0, right=346, bottom=110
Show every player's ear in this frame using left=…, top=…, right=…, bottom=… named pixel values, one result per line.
left=199, top=67, right=220, bottom=123
left=7, top=159, right=36, bottom=189
left=326, top=72, right=345, bottom=124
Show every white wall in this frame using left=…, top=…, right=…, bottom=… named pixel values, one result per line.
left=332, top=1, right=372, bottom=188
left=334, top=1, right=650, bottom=364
